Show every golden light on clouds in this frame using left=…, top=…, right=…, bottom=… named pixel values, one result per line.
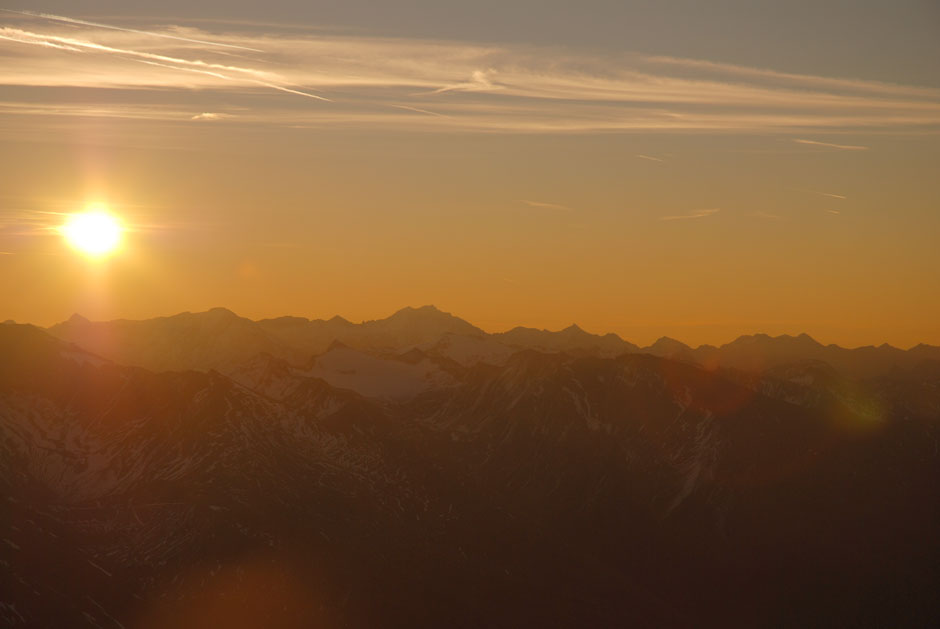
left=60, top=207, right=123, bottom=257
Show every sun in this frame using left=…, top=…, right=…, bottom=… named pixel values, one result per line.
left=61, top=208, right=123, bottom=257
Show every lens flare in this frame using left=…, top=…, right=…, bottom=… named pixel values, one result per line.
left=61, top=209, right=122, bottom=257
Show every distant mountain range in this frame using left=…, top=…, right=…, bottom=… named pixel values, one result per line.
left=42, top=305, right=940, bottom=380
left=2, top=310, right=939, bottom=627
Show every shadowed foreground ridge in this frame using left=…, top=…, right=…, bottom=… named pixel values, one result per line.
left=2, top=311, right=939, bottom=627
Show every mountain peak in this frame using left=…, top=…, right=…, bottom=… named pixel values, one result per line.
left=650, top=336, right=690, bottom=349
left=67, top=313, right=90, bottom=325
left=391, top=305, right=444, bottom=317
left=205, top=307, right=239, bottom=318
left=381, top=306, right=479, bottom=328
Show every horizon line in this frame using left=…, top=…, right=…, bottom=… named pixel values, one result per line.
left=6, top=304, right=935, bottom=353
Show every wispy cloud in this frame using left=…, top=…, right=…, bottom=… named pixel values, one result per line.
left=635, top=154, right=665, bottom=162
left=646, top=55, right=940, bottom=100
left=427, top=69, right=499, bottom=95
left=794, top=188, right=847, bottom=200
left=793, top=139, right=870, bottom=151
left=0, top=12, right=938, bottom=134
left=522, top=200, right=572, bottom=211
left=191, top=112, right=224, bottom=121
left=660, top=208, right=720, bottom=221
left=826, top=209, right=841, bottom=215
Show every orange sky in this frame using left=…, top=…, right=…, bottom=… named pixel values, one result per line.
left=1, top=5, right=939, bottom=348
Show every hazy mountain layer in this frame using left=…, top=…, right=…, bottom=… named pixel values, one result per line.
left=44, top=306, right=940, bottom=380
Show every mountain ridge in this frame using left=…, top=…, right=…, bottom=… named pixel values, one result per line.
left=43, top=306, right=940, bottom=379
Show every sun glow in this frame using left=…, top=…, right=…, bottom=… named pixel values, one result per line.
left=61, top=208, right=123, bottom=257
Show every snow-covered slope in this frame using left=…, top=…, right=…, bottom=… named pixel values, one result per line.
left=419, top=332, right=518, bottom=367
left=305, top=345, right=456, bottom=399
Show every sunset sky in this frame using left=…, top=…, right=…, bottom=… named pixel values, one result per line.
left=1, top=1, right=938, bottom=347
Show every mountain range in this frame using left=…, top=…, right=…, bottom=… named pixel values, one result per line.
left=43, top=305, right=940, bottom=380
left=2, top=308, right=939, bottom=627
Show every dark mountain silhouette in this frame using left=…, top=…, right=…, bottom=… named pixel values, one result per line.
left=643, top=335, right=696, bottom=361
left=692, top=332, right=940, bottom=378
left=47, top=307, right=292, bottom=372
left=2, top=322, right=939, bottom=627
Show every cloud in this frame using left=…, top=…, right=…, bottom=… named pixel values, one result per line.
left=646, top=55, right=940, bottom=100
left=660, top=208, right=720, bottom=221
left=522, top=200, right=572, bottom=211
left=793, top=139, right=870, bottom=151
left=794, top=188, right=847, bottom=200
left=813, top=191, right=847, bottom=200
left=0, top=12, right=938, bottom=134
left=428, top=68, right=499, bottom=95
left=191, top=112, right=224, bottom=121
left=826, top=209, right=841, bottom=215
left=635, top=154, right=665, bottom=162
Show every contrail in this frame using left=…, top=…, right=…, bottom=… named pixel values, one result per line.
left=134, top=58, right=330, bottom=101
left=661, top=208, right=720, bottom=221
left=0, top=31, right=82, bottom=51
left=795, top=188, right=847, bottom=200
left=522, top=200, right=572, bottom=211
left=0, top=27, right=277, bottom=78
left=0, top=27, right=275, bottom=80
left=255, top=81, right=331, bottom=101
left=635, top=154, right=664, bottom=162
left=793, top=138, right=869, bottom=151
left=134, top=58, right=241, bottom=82
left=390, top=104, right=449, bottom=118
left=3, top=27, right=330, bottom=101
left=0, top=8, right=265, bottom=52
